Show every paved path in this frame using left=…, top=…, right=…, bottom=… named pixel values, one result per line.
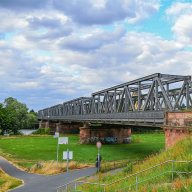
left=0, top=157, right=97, bottom=192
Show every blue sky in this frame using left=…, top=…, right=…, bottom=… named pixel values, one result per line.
left=0, top=0, right=192, bottom=111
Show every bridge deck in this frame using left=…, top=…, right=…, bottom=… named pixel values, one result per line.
left=40, top=111, right=164, bottom=126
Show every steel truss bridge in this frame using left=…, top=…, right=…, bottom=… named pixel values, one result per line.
left=38, top=73, right=192, bottom=126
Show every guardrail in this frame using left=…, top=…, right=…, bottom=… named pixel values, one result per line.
left=56, top=160, right=192, bottom=192
left=100, top=159, right=143, bottom=173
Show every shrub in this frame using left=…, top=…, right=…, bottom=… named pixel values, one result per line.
left=33, top=127, right=51, bottom=135
left=123, top=162, right=133, bottom=173
left=34, top=127, right=45, bottom=134
left=45, top=127, right=50, bottom=135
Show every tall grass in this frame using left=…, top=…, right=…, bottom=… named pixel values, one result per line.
left=30, top=160, right=93, bottom=175
left=77, top=137, right=192, bottom=191
left=144, top=175, right=192, bottom=192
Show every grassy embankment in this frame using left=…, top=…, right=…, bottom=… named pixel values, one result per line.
left=0, top=134, right=164, bottom=175
left=78, top=137, right=192, bottom=192
left=0, top=168, right=22, bottom=192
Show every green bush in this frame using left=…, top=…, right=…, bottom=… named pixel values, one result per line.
left=123, top=162, right=133, bottom=173
left=33, top=127, right=50, bottom=135
left=34, top=127, right=45, bottom=134
left=45, top=127, right=50, bottom=134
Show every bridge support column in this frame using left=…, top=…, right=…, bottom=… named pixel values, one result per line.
left=80, top=124, right=131, bottom=144
left=39, top=120, right=81, bottom=134
left=39, top=120, right=44, bottom=128
left=39, top=120, right=50, bottom=128
left=163, top=111, right=192, bottom=149
left=39, top=120, right=56, bottom=133
left=39, top=120, right=52, bottom=128
left=45, top=121, right=50, bottom=128
left=55, top=122, right=81, bottom=134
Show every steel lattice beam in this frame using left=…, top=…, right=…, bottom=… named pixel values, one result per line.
left=38, top=73, right=192, bottom=125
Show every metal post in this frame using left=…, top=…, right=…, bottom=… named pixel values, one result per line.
left=75, top=182, right=77, bottom=192
left=186, top=81, right=189, bottom=108
left=104, top=186, right=106, bottom=192
left=98, top=148, right=100, bottom=173
left=155, top=79, right=158, bottom=111
left=114, top=89, right=116, bottom=113
left=67, top=148, right=69, bottom=173
left=138, top=82, right=141, bottom=111
left=166, top=83, right=169, bottom=97
left=67, top=148, right=69, bottom=192
left=136, top=175, right=138, bottom=190
left=98, top=94, right=101, bottom=113
left=172, top=162, right=174, bottom=182
left=57, top=137, right=59, bottom=169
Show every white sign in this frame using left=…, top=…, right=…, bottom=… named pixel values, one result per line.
left=53, top=132, right=59, bottom=138
left=96, top=141, right=102, bottom=149
left=58, top=137, right=68, bottom=144
left=63, top=151, right=73, bottom=160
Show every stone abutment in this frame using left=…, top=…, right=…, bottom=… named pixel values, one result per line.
left=163, top=111, right=192, bottom=149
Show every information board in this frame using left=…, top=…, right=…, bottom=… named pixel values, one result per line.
left=63, top=151, right=73, bottom=160
left=58, top=137, right=68, bottom=144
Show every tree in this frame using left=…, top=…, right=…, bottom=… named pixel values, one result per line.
left=0, top=104, right=12, bottom=135
left=3, top=97, right=29, bottom=134
left=0, top=97, right=38, bottom=135
left=25, top=112, right=38, bottom=129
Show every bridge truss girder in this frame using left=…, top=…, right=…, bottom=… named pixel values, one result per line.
left=38, top=73, right=192, bottom=124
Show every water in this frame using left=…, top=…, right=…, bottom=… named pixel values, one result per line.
left=20, top=129, right=36, bottom=135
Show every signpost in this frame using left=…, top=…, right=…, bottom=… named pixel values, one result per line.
left=63, top=149, right=73, bottom=172
left=96, top=141, right=102, bottom=149
left=57, top=137, right=68, bottom=168
left=63, top=148, right=73, bottom=192
left=96, top=141, right=102, bottom=173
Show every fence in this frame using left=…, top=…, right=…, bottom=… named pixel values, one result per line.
left=56, top=160, right=192, bottom=192
left=100, top=159, right=143, bottom=173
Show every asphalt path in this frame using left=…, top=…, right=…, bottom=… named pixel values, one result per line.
left=0, top=157, right=97, bottom=192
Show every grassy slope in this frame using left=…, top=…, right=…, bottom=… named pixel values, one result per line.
left=0, top=168, right=22, bottom=192
left=0, top=134, right=165, bottom=170
left=79, top=137, right=192, bottom=192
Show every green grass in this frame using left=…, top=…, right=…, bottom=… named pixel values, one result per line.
left=0, top=134, right=165, bottom=169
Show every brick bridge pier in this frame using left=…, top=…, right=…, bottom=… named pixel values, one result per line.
left=163, top=111, right=192, bottom=149
left=39, top=120, right=131, bottom=144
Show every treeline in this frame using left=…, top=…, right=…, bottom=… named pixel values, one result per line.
left=0, top=97, right=38, bottom=135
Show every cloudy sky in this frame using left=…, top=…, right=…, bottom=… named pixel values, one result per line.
left=0, top=0, right=192, bottom=111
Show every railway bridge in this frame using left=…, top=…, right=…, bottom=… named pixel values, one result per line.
left=38, top=73, right=192, bottom=148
